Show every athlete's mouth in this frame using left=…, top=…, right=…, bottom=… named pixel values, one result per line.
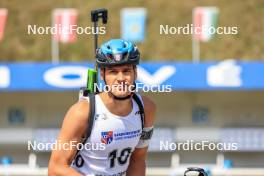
left=113, top=83, right=130, bottom=92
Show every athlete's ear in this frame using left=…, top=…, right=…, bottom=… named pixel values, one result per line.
left=100, top=68, right=104, bottom=80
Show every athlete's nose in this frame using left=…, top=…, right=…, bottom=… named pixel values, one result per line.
left=116, top=71, right=125, bottom=81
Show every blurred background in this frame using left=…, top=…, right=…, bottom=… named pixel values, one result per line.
left=0, top=0, right=263, bottom=176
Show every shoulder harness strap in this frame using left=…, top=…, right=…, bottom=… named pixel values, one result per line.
left=72, top=93, right=96, bottom=162
left=132, top=94, right=145, bottom=129
left=86, top=93, right=96, bottom=139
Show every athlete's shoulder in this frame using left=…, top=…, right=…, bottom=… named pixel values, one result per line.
left=67, top=98, right=90, bottom=121
left=58, top=98, right=90, bottom=141
left=141, top=95, right=156, bottom=126
left=141, top=95, right=156, bottom=110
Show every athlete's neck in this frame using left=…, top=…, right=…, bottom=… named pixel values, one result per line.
left=99, top=92, right=133, bottom=117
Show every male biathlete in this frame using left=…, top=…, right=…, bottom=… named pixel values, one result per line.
left=48, top=39, right=156, bottom=176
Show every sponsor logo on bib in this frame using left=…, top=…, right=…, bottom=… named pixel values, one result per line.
left=101, top=131, right=113, bottom=144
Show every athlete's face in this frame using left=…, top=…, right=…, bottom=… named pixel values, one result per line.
left=101, top=64, right=137, bottom=98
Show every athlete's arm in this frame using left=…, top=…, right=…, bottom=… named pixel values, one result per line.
left=126, top=96, right=156, bottom=176
left=48, top=99, right=89, bottom=176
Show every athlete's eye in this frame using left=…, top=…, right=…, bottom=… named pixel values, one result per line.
left=123, top=69, right=131, bottom=73
left=108, top=70, right=117, bottom=74
left=125, top=69, right=134, bottom=76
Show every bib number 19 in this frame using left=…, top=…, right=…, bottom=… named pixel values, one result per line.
left=108, top=147, right=132, bottom=168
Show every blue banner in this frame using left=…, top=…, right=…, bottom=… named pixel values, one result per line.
left=121, top=8, right=146, bottom=42
left=0, top=60, right=264, bottom=91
